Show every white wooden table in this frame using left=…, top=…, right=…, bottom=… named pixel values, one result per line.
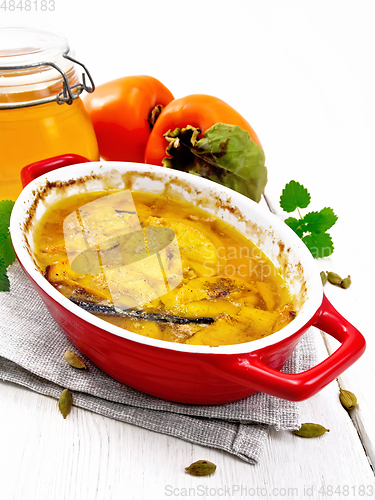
left=1, top=2, right=375, bottom=499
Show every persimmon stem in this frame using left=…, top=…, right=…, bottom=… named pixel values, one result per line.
left=148, top=104, right=164, bottom=130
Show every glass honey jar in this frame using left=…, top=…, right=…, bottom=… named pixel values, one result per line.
left=0, top=27, right=100, bottom=201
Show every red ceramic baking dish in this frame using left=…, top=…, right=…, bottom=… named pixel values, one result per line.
left=10, top=159, right=366, bottom=404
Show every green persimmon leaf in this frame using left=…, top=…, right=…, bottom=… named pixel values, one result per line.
left=209, top=169, right=267, bottom=203
left=302, top=232, right=334, bottom=259
left=162, top=123, right=267, bottom=203
left=196, top=123, right=266, bottom=177
left=280, top=180, right=311, bottom=213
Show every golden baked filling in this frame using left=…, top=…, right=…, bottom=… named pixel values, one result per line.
left=33, top=190, right=295, bottom=346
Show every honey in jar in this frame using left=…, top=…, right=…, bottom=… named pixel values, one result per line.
left=0, top=27, right=99, bottom=201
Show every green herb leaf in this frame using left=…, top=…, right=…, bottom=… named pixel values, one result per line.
left=162, top=123, right=267, bottom=203
left=302, top=232, right=334, bottom=258
left=303, top=207, right=338, bottom=234
left=279, top=181, right=337, bottom=259
left=0, top=257, right=10, bottom=292
left=280, top=180, right=311, bottom=213
left=0, top=199, right=16, bottom=292
left=0, top=232, right=16, bottom=268
left=284, top=216, right=304, bottom=238
left=0, top=200, right=15, bottom=233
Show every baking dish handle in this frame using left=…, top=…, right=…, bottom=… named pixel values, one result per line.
left=218, top=294, right=366, bottom=401
left=21, top=154, right=92, bottom=187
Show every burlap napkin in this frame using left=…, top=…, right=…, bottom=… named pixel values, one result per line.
left=0, top=262, right=317, bottom=464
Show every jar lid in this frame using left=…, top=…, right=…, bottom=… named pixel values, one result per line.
left=0, top=27, right=93, bottom=108
left=0, top=27, right=70, bottom=67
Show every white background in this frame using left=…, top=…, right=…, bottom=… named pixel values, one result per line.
left=3, top=0, right=374, bottom=260
left=1, top=1, right=375, bottom=499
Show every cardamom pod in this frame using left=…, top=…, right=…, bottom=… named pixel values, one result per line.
left=59, top=388, right=73, bottom=419
left=339, top=388, right=357, bottom=411
left=293, top=423, right=330, bottom=438
left=320, top=271, right=327, bottom=285
left=340, top=275, right=351, bottom=289
left=185, top=460, right=217, bottom=476
left=64, top=350, right=87, bottom=369
left=327, top=272, right=342, bottom=285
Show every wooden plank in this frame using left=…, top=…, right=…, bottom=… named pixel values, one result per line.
left=1, top=341, right=374, bottom=500
left=1, top=128, right=373, bottom=500
left=1, top=4, right=374, bottom=499
left=320, top=254, right=375, bottom=469
left=264, top=123, right=375, bottom=476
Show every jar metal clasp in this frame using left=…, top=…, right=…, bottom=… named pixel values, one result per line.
left=0, top=48, right=95, bottom=110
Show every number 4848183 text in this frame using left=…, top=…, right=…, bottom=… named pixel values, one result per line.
left=0, top=0, right=55, bottom=11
